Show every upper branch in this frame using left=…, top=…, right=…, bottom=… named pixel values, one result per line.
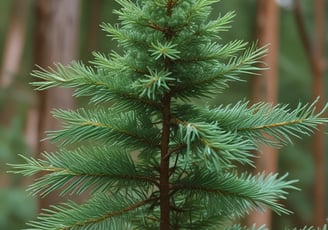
left=166, top=0, right=177, bottom=16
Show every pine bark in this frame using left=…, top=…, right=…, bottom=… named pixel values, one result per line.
left=86, top=0, right=103, bottom=56
left=0, top=0, right=29, bottom=187
left=0, top=0, right=29, bottom=124
left=248, top=0, right=280, bottom=228
left=160, top=93, right=171, bottom=230
left=312, top=0, right=326, bottom=224
left=0, top=0, right=29, bottom=88
left=34, top=0, right=80, bottom=211
left=294, top=0, right=326, bottom=225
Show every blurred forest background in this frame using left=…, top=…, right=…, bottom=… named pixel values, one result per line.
left=0, top=0, right=327, bottom=229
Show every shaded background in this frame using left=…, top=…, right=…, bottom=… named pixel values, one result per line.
left=0, top=0, right=327, bottom=229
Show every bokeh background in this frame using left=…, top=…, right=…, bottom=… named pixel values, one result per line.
left=0, top=0, right=327, bottom=229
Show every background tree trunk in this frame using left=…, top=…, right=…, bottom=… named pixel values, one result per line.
left=312, top=0, right=326, bottom=225
left=294, top=0, right=326, bottom=225
left=247, top=0, right=280, bottom=228
left=0, top=0, right=29, bottom=187
left=0, top=0, right=28, bottom=88
left=86, top=0, right=102, bottom=56
left=34, top=0, right=80, bottom=211
left=0, top=0, right=29, bottom=125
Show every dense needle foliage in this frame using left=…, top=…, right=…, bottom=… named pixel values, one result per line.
left=10, top=0, right=328, bottom=229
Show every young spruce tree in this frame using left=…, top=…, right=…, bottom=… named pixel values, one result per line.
left=12, top=0, right=328, bottom=229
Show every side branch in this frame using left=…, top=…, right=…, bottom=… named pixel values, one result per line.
left=148, top=21, right=167, bottom=33
left=148, top=20, right=178, bottom=38
left=166, top=0, right=177, bottom=16
left=38, top=166, right=159, bottom=186
left=53, top=118, right=160, bottom=148
left=61, top=198, right=155, bottom=230
left=238, top=119, right=306, bottom=131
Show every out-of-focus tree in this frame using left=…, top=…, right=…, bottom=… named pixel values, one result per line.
left=0, top=0, right=29, bottom=89
left=34, top=0, right=80, bottom=211
left=247, top=0, right=280, bottom=228
left=0, top=1, right=36, bottom=229
left=84, top=0, right=103, bottom=60
left=294, top=0, right=327, bottom=226
left=0, top=0, right=29, bottom=189
left=80, top=0, right=121, bottom=60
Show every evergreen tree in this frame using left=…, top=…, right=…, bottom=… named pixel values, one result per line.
left=11, top=0, right=328, bottom=229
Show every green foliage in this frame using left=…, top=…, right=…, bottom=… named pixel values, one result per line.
left=0, top=85, right=36, bottom=229
left=0, top=188, right=36, bottom=230
left=290, top=225, right=328, bottom=230
left=10, top=0, right=328, bottom=229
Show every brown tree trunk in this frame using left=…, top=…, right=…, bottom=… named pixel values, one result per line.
left=0, top=0, right=29, bottom=88
left=312, top=0, right=326, bottom=225
left=247, top=0, right=280, bottom=228
left=294, top=0, right=326, bottom=225
left=0, top=0, right=29, bottom=125
left=0, top=0, right=29, bottom=187
left=86, top=0, right=103, bottom=55
left=160, top=94, right=171, bottom=230
left=34, top=0, right=80, bottom=211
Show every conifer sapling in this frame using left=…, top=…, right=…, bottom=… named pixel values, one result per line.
left=11, top=0, right=328, bottom=229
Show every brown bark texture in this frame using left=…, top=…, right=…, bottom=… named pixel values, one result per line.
left=0, top=0, right=29, bottom=125
left=86, top=0, right=103, bottom=55
left=294, top=0, right=326, bottom=225
left=247, top=0, right=280, bottom=228
left=0, top=0, right=28, bottom=88
left=312, top=0, right=326, bottom=225
left=34, top=0, right=80, bottom=211
left=160, top=94, right=171, bottom=230
left=0, top=0, right=29, bottom=187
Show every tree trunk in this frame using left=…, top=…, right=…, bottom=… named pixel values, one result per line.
left=0, top=0, right=29, bottom=88
left=0, top=0, right=29, bottom=125
left=0, top=0, right=29, bottom=188
left=312, top=0, right=326, bottom=225
left=247, top=0, right=280, bottom=228
left=87, top=0, right=103, bottom=55
left=34, top=0, right=80, bottom=211
left=294, top=0, right=326, bottom=225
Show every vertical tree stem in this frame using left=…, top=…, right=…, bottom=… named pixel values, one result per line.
left=248, top=0, right=279, bottom=228
left=35, top=0, right=80, bottom=211
left=294, top=0, right=326, bottom=225
left=313, top=0, right=326, bottom=225
left=160, top=93, right=171, bottom=230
